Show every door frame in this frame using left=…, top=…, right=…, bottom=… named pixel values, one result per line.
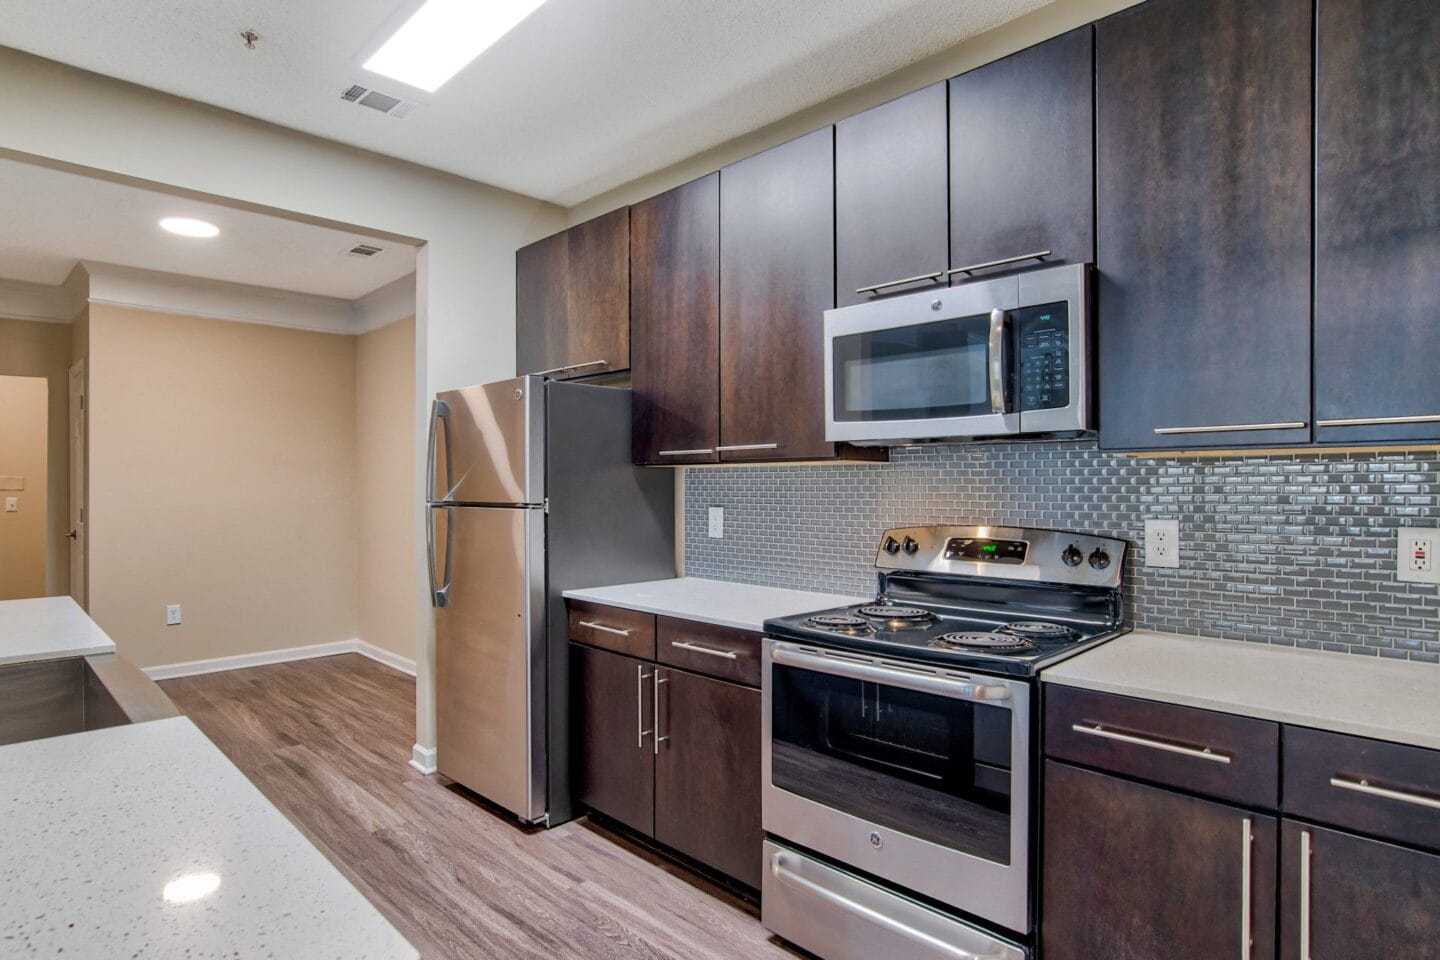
left=68, top=359, right=86, bottom=609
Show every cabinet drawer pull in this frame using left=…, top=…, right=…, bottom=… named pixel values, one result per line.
left=1240, top=817, right=1253, bottom=960
left=533, top=359, right=608, bottom=377
left=1318, top=413, right=1440, bottom=427
left=1299, top=828, right=1312, bottom=960
left=1154, top=421, right=1306, bottom=435
left=579, top=620, right=632, bottom=637
left=636, top=666, right=652, bottom=748
left=856, top=270, right=945, bottom=296
left=947, top=250, right=1051, bottom=277
left=654, top=671, right=668, bottom=755
left=716, top=443, right=780, bottom=452
left=1329, top=775, right=1440, bottom=810
left=1071, top=723, right=1232, bottom=763
left=670, top=639, right=739, bottom=660
left=657, top=448, right=714, bottom=457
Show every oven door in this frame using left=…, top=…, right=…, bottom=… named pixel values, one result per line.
left=825, top=275, right=1021, bottom=443
left=762, top=639, right=1032, bottom=934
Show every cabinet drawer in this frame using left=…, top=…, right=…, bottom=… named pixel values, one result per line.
left=1283, top=726, right=1440, bottom=853
left=656, top=617, right=761, bottom=686
left=567, top=601, right=656, bottom=659
left=1045, top=686, right=1279, bottom=808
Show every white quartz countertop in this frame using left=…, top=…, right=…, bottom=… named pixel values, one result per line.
left=0, top=595, right=116, bottom=665
left=0, top=716, right=417, bottom=959
left=563, top=577, right=866, bottom=633
left=1043, top=630, right=1440, bottom=751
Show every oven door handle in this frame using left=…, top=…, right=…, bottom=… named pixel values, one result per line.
left=770, top=645, right=1013, bottom=704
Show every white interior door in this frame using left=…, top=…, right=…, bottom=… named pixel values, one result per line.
left=68, top=360, right=85, bottom=608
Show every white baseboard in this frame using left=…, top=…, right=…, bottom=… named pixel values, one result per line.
left=409, top=743, right=437, bottom=775
left=146, top=638, right=416, bottom=680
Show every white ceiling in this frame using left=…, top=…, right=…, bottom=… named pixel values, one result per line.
left=0, top=0, right=1054, bottom=207
left=0, top=157, right=415, bottom=299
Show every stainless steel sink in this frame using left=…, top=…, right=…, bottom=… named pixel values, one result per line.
left=0, top=654, right=179, bottom=746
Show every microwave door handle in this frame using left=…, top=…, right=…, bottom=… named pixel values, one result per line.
left=988, top=308, right=1009, bottom=415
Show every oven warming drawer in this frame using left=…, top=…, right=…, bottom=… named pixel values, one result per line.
left=762, top=841, right=1028, bottom=960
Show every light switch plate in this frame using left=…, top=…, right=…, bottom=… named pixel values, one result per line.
left=3, top=497, right=15, bottom=513
left=1144, top=518, right=1180, bottom=568
left=165, top=604, right=182, bottom=626
left=1397, top=527, right=1440, bottom=584
left=708, top=506, right=724, bottom=539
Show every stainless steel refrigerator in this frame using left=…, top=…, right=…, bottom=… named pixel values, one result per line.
left=426, top=375, right=674, bottom=825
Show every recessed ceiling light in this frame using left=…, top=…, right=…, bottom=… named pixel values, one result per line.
left=162, top=872, right=221, bottom=904
left=159, top=217, right=220, bottom=239
left=363, top=0, right=547, bottom=94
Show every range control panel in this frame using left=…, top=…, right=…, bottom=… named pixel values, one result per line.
left=876, top=524, right=1127, bottom=589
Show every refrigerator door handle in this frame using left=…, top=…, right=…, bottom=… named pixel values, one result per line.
left=428, top=506, right=455, bottom=608
left=427, top=398, right=451, bottom=502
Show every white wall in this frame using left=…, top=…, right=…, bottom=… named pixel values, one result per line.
left=0, top=46, right=564, bottom=757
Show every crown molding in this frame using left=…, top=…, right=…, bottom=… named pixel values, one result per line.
left=0, top=275, right=84, bottom=323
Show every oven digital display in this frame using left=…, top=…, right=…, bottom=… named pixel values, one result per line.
left=946, top=538, right=1028, bottom=564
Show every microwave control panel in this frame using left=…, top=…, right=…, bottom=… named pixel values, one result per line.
left=1016, top=301, right=1070, bottom=411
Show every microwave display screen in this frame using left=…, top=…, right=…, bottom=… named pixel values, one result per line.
left=833, top=313, right=1002, bottom=422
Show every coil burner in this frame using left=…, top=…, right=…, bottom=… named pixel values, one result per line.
left=806, top=613, right=872, bottom=634
left=930, top=631, right=1036, bottom=652
left=1002, top=621, right=1076, bottom=640
left=856, top=604, right=937, bottom=625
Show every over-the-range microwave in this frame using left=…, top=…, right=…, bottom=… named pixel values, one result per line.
left=824, top=262, right=1093, bottom=445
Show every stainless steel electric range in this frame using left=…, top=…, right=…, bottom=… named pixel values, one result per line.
left=760, top=525, right=1129, bottom=960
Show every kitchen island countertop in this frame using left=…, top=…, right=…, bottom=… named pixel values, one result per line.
left=0, top=595, right=116, bottom=665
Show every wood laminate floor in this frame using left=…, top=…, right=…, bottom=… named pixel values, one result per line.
left=161, top=654, right=801, bottom=960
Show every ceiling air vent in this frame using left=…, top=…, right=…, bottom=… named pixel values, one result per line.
left=346, top=243, right=385, bottom=258
left=338, top=83, right=421, bottom=119
left=340, top=84, right=367, bottom=102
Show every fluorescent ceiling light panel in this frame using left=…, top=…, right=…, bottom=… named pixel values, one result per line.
left=159, top=217, right=220, bottom=238
left=364, top=0, right=547, bottom=93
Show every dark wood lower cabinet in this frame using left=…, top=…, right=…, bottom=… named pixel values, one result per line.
left=1280, top=820, right=1440, bottom=959
left=654, top=667, right=762, bottom=889
left=1042, top=761, right=1276, bottom=960
left=571, top=643, right=654, bottom=835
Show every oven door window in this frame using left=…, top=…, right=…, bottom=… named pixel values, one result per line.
left=770, top=663, right=1013, bottom=865
left=832, top=313, right=1001, bottom=422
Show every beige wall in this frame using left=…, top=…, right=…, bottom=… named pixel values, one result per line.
left=0, top=316, right=71, bottom=596
left=356, top=316, right=417, bottom=662
left=86, top=304, right=358, bottom=668
left=0, top=375, right=49, bottom=599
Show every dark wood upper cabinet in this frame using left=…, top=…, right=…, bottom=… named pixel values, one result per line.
left=1313, top=0, right=1440, bottom=444
left=630, top=174, right=721, bottom=465
left=654, top=668, right=762, bottom=889
left=571, top=643, right=653, bottom=836
left=949, top=26, right=1094, bottom=279
left=719, top=128, right=836, bottom=462
left=1043, top=761, right=1278, bottom=960
left=1096, top=0, right=1312, bottom=450
left=835, top=83, right=949, bottom=307
left=516, top=207, right=630, bottom=379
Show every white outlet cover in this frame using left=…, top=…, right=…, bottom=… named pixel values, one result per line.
left=1144, top=518, right=1180, bottom=569
left=165, top=603, right=182, bottom=626
left=708, top=506, right=724, bottom=539
left=1397, top=527, right=1440, bottom=584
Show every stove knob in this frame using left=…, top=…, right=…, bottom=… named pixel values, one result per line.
left=1088, top=548, right=1112, bottom=570
left=883, top=536, right=901, bottom=555
left=1061, top=544, right=1084, bottom=567
left=901, top=536, right=920, bottom=555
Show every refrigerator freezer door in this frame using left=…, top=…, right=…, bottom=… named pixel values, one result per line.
left=429, top=376, right=544, bottom=505
left=433, top=503, right=546, bottom=822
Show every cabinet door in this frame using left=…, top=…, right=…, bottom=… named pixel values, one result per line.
left=835, top=83, right=949, bottom=307
left=630, top=174, right=721, bottom=464
left=515, top=230, right=568, bottom=377
left=1281, top=820, right=1440, bottom=959
left=654, top=667, right=762, bottom=888
left=719, top=128, right=835, bottom=462
left=1096, top=0, right=1312, bottom=450
left=1313, top=0, right=1440, bottom=444
left=949, top=27, right=1093, bottom=278
left=1042, top=761, right=1276, bottom=960
left=571, top=643, right=653, bottom=835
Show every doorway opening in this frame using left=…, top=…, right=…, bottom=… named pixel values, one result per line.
left=0, top=374, right=49, bottom=600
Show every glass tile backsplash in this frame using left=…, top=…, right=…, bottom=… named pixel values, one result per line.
left=683, top=442, right=1440, bottom=663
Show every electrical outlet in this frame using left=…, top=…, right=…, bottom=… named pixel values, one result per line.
left=3, top=497, right=16, bottom=513
left=165, top=604, right=182, bottom=626
left=708, top=506, right=724, bottom=539
left=1144, top=518, right=1180, bottom=568
left=1397, top=527, right=1440, bottom=584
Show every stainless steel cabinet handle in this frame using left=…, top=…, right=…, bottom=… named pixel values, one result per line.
left=947, top=250, right=1051, bottom=277
left=1299, top=828, right=1312, bottom=960
left=579, top=620, right=632, bottom=637
left=1070, top=723, right=1232, bottom=764
left=1154, top=421, right=1306, bottom=435
left=988, top=307, right=1008, bottom=415
left=856, top=269, right=945, bottom=296
left=636, top=666, right=652, bottom=748
left=715, top=443, right=780, bottom=452
left=654, top=670, right=668, bottom=755
left=1318, top=413, right=1440, bottom=427
left=533, top=359, right=608, bottom=377
left=657, top=448, right=714, bottom=456
left=1329, top=775, right=1440, bottom=810
left=1240, top=817, right=1253, bottom=960
left=769, top=852, right=1010, bottom=960
left=671, top=639, right=739, bottom=660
